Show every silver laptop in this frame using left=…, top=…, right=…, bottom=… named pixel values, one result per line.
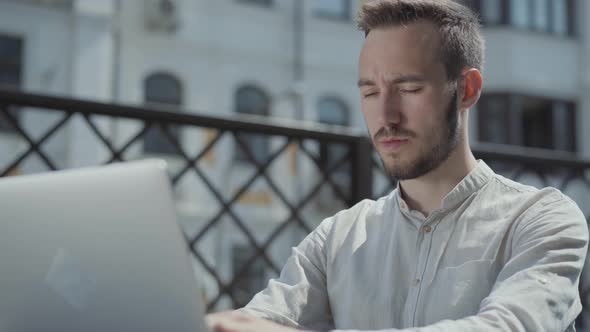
left=0, top=160, right=209, bottom=331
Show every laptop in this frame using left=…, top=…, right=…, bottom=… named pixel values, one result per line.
left=0, top=160, right=210, bottom=331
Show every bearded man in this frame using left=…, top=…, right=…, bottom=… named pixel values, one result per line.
left=207, top=1, right=588, bottom=331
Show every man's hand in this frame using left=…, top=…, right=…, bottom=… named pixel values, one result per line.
left=206, top=311, right=311, bottom=332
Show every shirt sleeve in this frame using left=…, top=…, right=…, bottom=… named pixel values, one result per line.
left=332, top=193, right=588, bottom=332
left=237, top=218, right=334, bottom=331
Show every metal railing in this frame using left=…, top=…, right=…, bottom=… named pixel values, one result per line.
left=0, top=88, right=375, bottom=311
left=1, top=89, right=589, bottom=326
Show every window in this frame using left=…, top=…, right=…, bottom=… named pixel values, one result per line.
left=551, top=0, right=570, bottom=36
left=232, top=245, right=266, bottom=307
left=235, top=85, right=270, bottom=164
left=458, top=0, right=575, bottom=36
left=480, top=0, right=503, bottom=25
left=236, top=0, right=272, bottom=7
left=314, top=0, right=350, bottom=19
left=532, top=0, right=549, bottom=31
left=477, top=95, right=510, bottom=145
left=317, top=97, right=350, bottom=201
left=317, top=96, right=350, bottom=171
left=510, top=0, right=531, bottom=29
left=0, top=35, right=23, bottom=133
left=143, top=72, right=183, bottom=155
left=456, top=0, right=504, bottom=25
left=478, top=94, right=576, bottom=152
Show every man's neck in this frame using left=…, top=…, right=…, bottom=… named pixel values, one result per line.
left=399, top=144, right=478, bottom=218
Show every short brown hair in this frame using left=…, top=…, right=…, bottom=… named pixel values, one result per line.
left=357, top=0, right=484, bottom=81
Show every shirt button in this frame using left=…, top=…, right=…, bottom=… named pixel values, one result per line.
left=400, top=201, right=408, bottom=210
left=422, top=225, right=432, bottom=233
left=414, top=278, right=421, bottom=286
left=538, top=277, right=548, bottom=285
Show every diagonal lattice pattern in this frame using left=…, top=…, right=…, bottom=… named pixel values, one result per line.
left=0, top=89, right=373, bottom=312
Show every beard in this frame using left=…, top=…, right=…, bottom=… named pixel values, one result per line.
left=376, top=91, right=461, bottom=181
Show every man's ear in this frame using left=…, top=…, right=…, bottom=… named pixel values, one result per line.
left=459, top=68, right=483, bottom=110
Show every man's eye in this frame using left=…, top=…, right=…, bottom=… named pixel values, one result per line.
left=363, top=92, right=378, bottom=98
left=400, top=87, right=423, bottom=93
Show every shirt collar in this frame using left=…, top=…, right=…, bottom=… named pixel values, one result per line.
left=394, top=160, right=495, bottom=214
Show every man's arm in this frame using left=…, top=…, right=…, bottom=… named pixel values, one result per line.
left=209, top=195, right=588, bottom=332
left=372, top=195, right=588, bottom=332
left=231, top=218, right=334, bottom=330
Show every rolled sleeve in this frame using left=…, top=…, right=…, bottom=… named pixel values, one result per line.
left=238, top=218, right=334, bottom=331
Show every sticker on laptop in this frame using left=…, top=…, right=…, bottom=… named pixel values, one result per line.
left=45, top=248, right=97, bottom=311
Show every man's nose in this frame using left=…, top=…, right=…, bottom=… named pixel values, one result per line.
left=379, top=91, right=402, bottom=126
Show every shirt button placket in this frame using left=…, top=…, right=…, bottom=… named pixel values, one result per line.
left=410, top=222, right=436, bottom=326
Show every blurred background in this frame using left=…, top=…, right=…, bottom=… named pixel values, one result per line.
left=1, top=0, right=590, bottom=328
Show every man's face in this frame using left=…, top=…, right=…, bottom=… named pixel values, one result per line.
left=358, top=21, right=461, bottom=180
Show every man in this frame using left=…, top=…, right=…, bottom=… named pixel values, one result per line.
left=207, top=0, right=589, bottom=331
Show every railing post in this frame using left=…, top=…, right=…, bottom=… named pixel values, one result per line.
left=350, top=136, right=374, bottom=205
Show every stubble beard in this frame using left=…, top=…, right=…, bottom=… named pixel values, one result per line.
left=380, top=91, right=461, bottom=181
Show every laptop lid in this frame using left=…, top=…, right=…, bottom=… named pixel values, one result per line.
left=0, top=160, right=209, bottom=331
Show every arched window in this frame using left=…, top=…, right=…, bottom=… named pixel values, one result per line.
left=143, top=72, right=183, bottom=155
left=317, top=97, right=350, bottom=172
left=235, top=85, right=270, bottom=164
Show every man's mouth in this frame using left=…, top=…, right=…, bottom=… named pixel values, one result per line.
left=378, top=137, right=410, bottom=151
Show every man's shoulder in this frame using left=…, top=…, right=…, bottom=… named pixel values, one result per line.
left=310, top=192, right=394, bottom=247
left=487, top=173, right=585, bottom=224
left=490, top=173, right=571, bottom=202
left=330, top=191, right=392, bottom=225
left=334, top=195, right=388, bottom=221
left=488, top=173, right=541, bottom=196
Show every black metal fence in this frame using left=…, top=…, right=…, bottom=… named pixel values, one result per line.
left=1, top=89, right=590, bottom=326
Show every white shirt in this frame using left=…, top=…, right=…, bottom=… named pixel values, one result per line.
left=239, top=161, right=588, bottom=332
